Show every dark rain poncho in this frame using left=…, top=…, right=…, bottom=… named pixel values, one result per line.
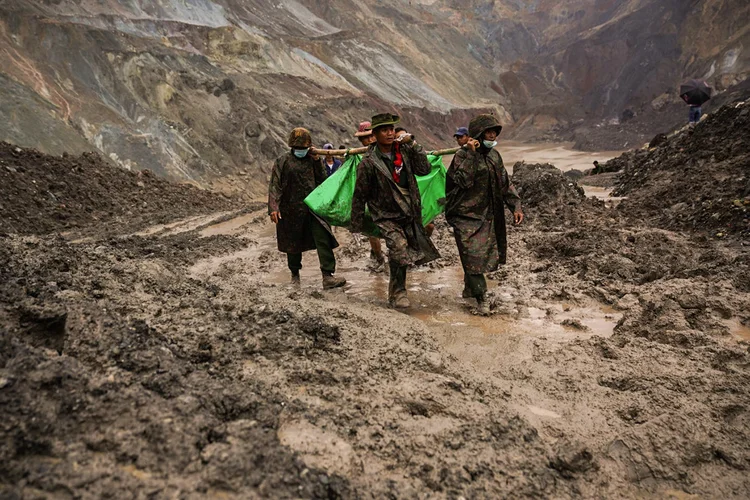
left=268, top=153, right=338, bottom=254
left=445, top=147, right=522, bottom=274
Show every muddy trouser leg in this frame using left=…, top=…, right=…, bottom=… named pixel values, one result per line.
left=287, top=253, right=302, bottom=275
left=389, top=260, right=407, bottom=301
left=381, top=223, right=410, bottom=301
left=310, top=217, right=336, bottom=274
left=464, top=271, right=487, bottom=299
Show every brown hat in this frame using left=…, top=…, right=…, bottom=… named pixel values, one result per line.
left=468, top=114, right=503, bottom=140
left=354, top=121, right=373, bottom=137
left=371, top=113, right=400, bottom=131
left=287, top=127, right=312, bottom=148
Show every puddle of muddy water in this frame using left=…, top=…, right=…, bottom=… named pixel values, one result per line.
left=199, top=212, right=259, bottom=237
left=195, top=209, right=621, bottom=353
left=258, top=247, right=621, bottom=344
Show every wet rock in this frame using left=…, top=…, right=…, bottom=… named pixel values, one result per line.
left=299, top=316, right=340, bottom=344
left=550, top=440, right=597, bottom=479
left=620, top=109, right=636, bottom=122
left=561, top=319, right=590, bottom=331
left=564, top=169, right=585, bottom=181
left=648, top=133, right=668, bottom=148
left=615, top=294, right=639, bottom=310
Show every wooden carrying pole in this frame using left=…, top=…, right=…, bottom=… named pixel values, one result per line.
left=310, top=146, right=462, bottom=157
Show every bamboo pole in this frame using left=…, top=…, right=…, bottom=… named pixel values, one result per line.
left=426, top=147, right=461, bottom=156
left=310, top=146, right=367, bottom=156
left=310, top=146, right=462, bottom=157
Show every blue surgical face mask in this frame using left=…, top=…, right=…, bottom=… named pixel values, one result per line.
left=293, top=148, right=309, bottom=158
left=483, top=140, right=497, bottom=149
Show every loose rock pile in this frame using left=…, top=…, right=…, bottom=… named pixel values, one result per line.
left=0, top=142, right=238, bottom=236
left=612, top=101, right=750, bottom=238
left=512, top=162, right=605, bottom=226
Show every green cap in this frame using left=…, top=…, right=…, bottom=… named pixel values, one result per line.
left=370, top=113, right=400, bottom=131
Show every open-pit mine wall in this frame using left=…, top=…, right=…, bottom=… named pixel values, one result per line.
left=0, top=0, right=748, bottom=194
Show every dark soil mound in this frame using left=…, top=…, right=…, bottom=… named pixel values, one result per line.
left=0, top=142, right=237, bottom=235
left=612, top=101, right=750, bottom=238
left=512, top=162, right=604, bottom=226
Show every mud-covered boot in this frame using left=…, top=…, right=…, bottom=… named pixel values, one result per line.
left=290, top=273, right=301, bottom=286
left=390, top=294, right=410, bottom=309
left=476, top=295, right=490, bottom=316
left=367, top=251, right=386, bottom=273
left=322, top=273, right=346, bottom=290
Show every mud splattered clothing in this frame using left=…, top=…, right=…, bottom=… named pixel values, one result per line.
left=445, top=147, right=522, bottom=297
left=352, top=143, right=440, bottom=301
left=268, top=152, right=338, bottom=273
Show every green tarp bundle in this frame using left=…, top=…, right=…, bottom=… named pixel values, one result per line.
left=304, top=154, right=446, bottom=237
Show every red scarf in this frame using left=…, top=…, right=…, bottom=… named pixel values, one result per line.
left=392, top=143, right=404, bottom=183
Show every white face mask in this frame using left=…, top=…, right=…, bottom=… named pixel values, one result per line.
left=482, top=140, right=497, bottom=149
left=293, top=148, right=309, bottom=158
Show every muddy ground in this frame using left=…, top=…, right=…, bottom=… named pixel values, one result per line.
left=2, top=112, right=750, bottom=498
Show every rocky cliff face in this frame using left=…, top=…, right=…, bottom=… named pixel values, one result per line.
left=0, top=0, right=748, bottom=194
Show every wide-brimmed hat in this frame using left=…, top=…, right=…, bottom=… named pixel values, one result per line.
left=468, top=114, right=503, bottom=140
left=453, top=126, right=469, bottom=137
left=354, top=121, right=373, bottom=137
left=370, top=113, right=400, bottom=131
left=288, top=127, right=312, bottom=148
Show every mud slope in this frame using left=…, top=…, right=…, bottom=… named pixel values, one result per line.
left=0, top=142, right=240, bottom=237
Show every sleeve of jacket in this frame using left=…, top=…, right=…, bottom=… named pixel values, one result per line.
left=405, top=142, right=431, bottom=176
left=497, top=156, right=522, bottom=213
left=504, top=179, right=522, bottom=213
left=447, top=148, right=478, bottom=190
left=268, top=157, right=284, bottom=214
left=351, top=158, right=371, bottom=233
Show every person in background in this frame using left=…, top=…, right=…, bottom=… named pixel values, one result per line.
left=689, top=104, right=702, bottom=125
left=445, top=114, right=523, bottom=315
left=268, top=127, right=347, bottom=289
left=322, top=143, right=342, bottom=178
left=355, top=121, right=387, bottom=271
left=592, top=160, right=602, bottom=175
left=454, top=126, right=470, bottom=147
left=352, top=113, right=439, bottom=309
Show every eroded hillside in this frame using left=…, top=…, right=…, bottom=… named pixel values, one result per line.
left=0, top=0, right=748, bottom=193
